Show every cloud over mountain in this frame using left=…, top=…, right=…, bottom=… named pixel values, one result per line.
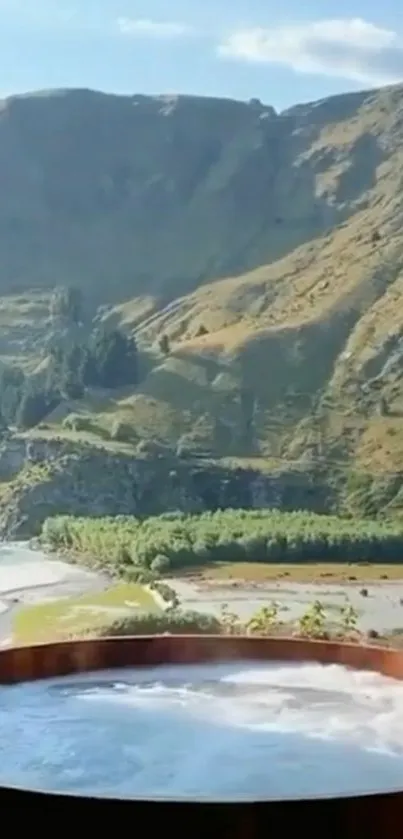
left=218, top=18, right=403, bottom=85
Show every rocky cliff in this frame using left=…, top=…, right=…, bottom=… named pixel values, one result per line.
left=0, top=87, right=364, bottom=304
left=0, top=436, right=334, bottom=539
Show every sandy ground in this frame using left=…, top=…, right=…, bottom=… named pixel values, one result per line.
left=0, top=542, right=107, bottom=645
left=164, top=577, right=403, bottom=633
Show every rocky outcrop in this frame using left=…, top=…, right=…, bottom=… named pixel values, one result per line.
left=0, top=436, right=334, bottom=539
left=0, top=434, right=78, bottom=480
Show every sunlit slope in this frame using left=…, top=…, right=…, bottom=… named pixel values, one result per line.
left=2, top=83, right=403, bottom=474
left=88, top=205, right=403, bottom=472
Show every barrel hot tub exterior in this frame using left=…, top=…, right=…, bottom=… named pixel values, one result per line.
left=0, top=634, right=403, bottom=834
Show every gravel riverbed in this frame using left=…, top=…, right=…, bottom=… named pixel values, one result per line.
left=164, top=577, right=403, bottom=634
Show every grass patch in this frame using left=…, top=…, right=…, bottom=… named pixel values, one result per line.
left=192, top=561, right=403, bottom=583
left=13, top=583, right=160, bottom=645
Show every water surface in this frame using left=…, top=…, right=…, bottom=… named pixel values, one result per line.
left=1, top=660, right=403, bottom=800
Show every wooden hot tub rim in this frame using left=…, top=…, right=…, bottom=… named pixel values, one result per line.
left=0, top=634, right=402, bottom=835
left=1, top=634, right=403, bottom=684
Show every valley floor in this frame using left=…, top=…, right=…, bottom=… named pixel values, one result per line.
left=3, top=544, right=403, bottom=643
left=165, top=569, right=403, bottom=634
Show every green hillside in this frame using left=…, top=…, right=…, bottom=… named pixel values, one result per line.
left=1, top=83, right=403, bottom=505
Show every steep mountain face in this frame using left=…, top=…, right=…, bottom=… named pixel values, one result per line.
left=0, top=85, right=390, bottom=303
left=2, top=83, right=403, bottom=508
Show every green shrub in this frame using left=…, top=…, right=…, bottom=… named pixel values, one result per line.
left=62, top=413, right=93, bottom=433
left=150, top=554, right=171, bottom=574
left=153, top=581, right=180, bottom=608
left=70, top=610, right=222, bottom=639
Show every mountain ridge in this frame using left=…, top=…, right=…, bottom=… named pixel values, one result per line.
left=1, top=82, right=403, bottom=503
left=1, top=82, right=395, bottom=304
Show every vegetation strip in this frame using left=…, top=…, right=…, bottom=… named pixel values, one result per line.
left=41, top=509, right=403, bottom=576
left=23, top=509, right=403, bottom=648
left=12, top=596, right=380, bottom=648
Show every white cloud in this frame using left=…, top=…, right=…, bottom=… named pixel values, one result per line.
left=117, top=17, right=192, bottom=39
left=218, top=18, right=403, bottom=85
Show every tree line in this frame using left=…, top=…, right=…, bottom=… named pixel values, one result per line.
left=0, top=285, right=139, bottom=430
left=41, top=508, right=403, bottom=575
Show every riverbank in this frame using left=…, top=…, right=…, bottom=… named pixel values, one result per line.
left=0, top=542, right=109, bottom=645
left=35, top=509, right=403, bottom=638
left=5, top=541, right=403, bottom=642
left=6, top=522, right=403, bottom=644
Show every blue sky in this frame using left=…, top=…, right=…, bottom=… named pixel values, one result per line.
left=1, top=0, right=403, bottom=110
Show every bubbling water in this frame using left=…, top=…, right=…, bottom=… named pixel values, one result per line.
left=1, top=660, right=403, bottom=800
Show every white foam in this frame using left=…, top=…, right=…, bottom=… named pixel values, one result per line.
left=74, top=661, right=403, bottom=755
left=1, top=661, right=403, bottom=799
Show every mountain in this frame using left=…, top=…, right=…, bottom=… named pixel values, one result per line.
left=1, top=83, right=403, bottom=516
left=0, top=85, right=391, bottom=304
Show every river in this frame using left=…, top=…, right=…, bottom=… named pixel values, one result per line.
left=0, top=542, right=107, bottom=645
